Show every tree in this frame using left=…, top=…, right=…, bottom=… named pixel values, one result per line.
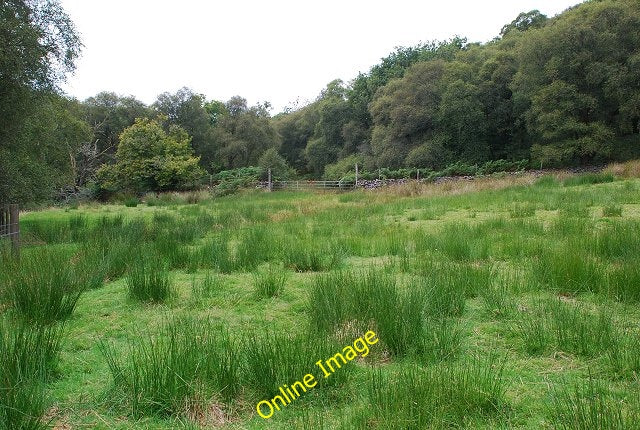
left=154, top=88, right=217, bottom=170
left=500, top=10, right=547, bottom=38
left=369, top=60, right=447, bottom=168
left=77, top=92, right=152, bottom=186
left=214, top=96, right=279, bottom=169
left=97, top=118, right=204, bottom=193
left=0, top=0, right=81, bottom=142
left=273, top=103, right=320, bottom=173
left=0, top=0, right=85, bottom=204
left=0, top=95, right=91, bottom=203
left=258, top=148, right=294, bottom=180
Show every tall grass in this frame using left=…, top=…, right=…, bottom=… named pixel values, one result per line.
left=243, top=333, right=351, bottom=399
left=253, top=265, right=287, bottom=298
left=101, top=316, right=240, bottom=417
left=360, top=354, right=507, bottom=429
left=518, top=299, right=618, bottom=357
left=563, top=173, right=615, bottom=187
left=309, top=270, right=461, bottom=359
left=533, top=245, right=604, bottom=295
left=125, top=253, right=174, bottom=303
left=607, top=263, right=640, bottom=303
left=198, top=235, right=234, bottom=273
left=4, top=248, right=84, bottom=324
left=0, top=319, right=63, bottom=429
left=190, top=271, right=223, bottom=301
left=606, top=332, right=640, bottom=379
left=593, top=221, right=640, bottom=260
left=282, top=239, right=343, bottom=272
left=549, top=376, right=638, bottom=429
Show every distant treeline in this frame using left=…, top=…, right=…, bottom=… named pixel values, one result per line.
left=1, top=0, right=639, bottom=204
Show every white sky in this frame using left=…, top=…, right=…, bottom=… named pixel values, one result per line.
left=60, top=0, right=582, bottom=113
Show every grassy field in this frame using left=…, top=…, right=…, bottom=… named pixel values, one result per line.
left=2, top=171, right=640, bottom=429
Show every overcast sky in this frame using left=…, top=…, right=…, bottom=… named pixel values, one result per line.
left=60, top=0, right=582, bottom=113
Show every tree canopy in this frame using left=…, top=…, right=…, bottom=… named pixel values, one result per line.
left=3, top=0, right=640, bottom=204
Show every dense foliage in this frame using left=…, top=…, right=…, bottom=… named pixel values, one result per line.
left=96, top=118, right=204, bottom=193
left=2, top=0, right=640, bottom=204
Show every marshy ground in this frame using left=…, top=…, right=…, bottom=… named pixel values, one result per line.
left=2, top=171, right=640, bottom=429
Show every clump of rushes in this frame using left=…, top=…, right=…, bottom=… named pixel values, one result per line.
left=605, top=327, right=640, bottom=379
left=309, top=270, right=461, bottom=360
left=191, top=271, right=222, bottom=301
left=126, top=252, right=173, bottom=303
left=549, top=376, right=638, bottom=430
left=606, top=263, right=640, bottom=303
left=282, top=239, right=343, bottom=272
left=243, top=332, right=351, bottom=399
left=518, top=299, right=618, bottom=357
left=0, top=318, right=63, bottom=429
left=359, top=354, right=507, bottom=429
left=253, top=265, right=287, bottom=298
left=101, top=316, right=240, bottom=418
left=4, top=248, right=84, bottom=325
left=533, top=244, right=604, bottom=295
left=602, top=205, right=623, bottom=217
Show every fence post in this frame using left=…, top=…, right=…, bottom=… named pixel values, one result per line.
left=417, top=169, right=420, bottom=181
left=267, top=168, right=272, bottom=192
left=355, top=163, right=359, bottom=188
left=9, top=204, right=19, bottom=257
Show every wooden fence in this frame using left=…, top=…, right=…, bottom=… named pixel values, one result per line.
left=0, top=204, right=20, bottom=254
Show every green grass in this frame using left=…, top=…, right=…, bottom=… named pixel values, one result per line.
left=0, top=318, right=63, bottom=429
left=563, top=172, right=615, bottom=187
left=518, top=298, right=619, bottom=357
left=3, top=248, right=84, bottom=324
left=549, top=376, right=639, bottom=429
left=101, top=316, right=240, bottom=417
left=125, top=252, right=174, bottom=303
left=5, top=176, right=640, bottom=428
left=253, top=264, right=287, bottom=298
left=359, top=354, right=507, bottom=429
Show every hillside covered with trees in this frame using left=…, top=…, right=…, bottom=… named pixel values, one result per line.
left=1, top=0, right=639, bottom=204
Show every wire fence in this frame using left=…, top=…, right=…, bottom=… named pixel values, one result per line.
left=0, top=204, right=20, bottom=254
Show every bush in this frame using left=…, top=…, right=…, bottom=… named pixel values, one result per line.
left=258, top=148, right=294, bottom=180
left=212, top=166, right=263, bottom=196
